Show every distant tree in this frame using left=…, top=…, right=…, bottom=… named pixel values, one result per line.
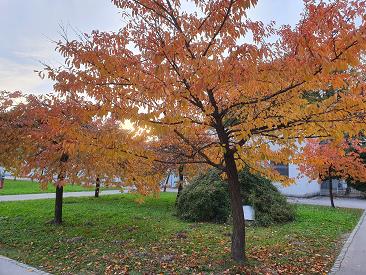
left=300, top=139, right=366, bottom=207
left=0, top=93, right=157, bottom=223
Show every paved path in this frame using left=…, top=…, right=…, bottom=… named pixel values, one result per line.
left=0, top=190, right=122, bottom=202
left=0, top=188, right=178, bottom=202
left=0, top=256, right=49, bottom=275
left=289, top=196, right=366, bottom=274
left=288, top=196, right=366, bottom=209
left=333, top=211, right=366, bottom=275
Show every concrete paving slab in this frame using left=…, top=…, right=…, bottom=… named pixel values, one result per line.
left=0, top=256, right=50, bottom=275
left=333, top=211, right=366, bottom=275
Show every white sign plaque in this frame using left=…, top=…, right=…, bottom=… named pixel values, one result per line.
left=243, top=205, right=255, bottom=221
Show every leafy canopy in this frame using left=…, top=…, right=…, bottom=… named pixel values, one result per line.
left=0, top=93, right=161, bottom=193
left=45, top=0, right=366, bottom=182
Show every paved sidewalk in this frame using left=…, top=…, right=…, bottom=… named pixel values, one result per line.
left=332, top=211, right=366, bottom=275
left=0, top=188, right=178, bottom=202
left=0, top=190, right=123, bottom=202
left=289, top=196, right=366, bottom=274
left=0, top=256, right=49, bottom=275
left=288, top=196, right=366, bottom=209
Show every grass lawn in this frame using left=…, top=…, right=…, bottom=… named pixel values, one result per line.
left=0, top=179, right=115, bottom=195
left=0, top=193, right=362, bottom=274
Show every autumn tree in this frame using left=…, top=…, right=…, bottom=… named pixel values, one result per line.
left=45, top=0, right=366, bottom=262
left=0, top=93, right=152, bottom=224
left=300, top=139, right=366, bottom=207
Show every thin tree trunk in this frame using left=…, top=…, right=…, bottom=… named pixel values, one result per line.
left=163, top=173, right=170, bottom=192
left=95, top=177, right=100, bottom=198
left=54, top=153, right=69, bottom=224
left=328, top=167, right=335, bottom=208
left=54, top=185, right=63, bottom=224
left=175, top=165, right=184, bottom=205
left=224, top=151, right=246, bottom=263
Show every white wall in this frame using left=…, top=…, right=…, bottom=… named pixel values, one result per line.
left=274, top=164, right=321, bottom=197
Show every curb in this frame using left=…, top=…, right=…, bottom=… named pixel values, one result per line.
left=0, top=255, right=51, bottom=275
left=328, top=210, right=366, bottom=274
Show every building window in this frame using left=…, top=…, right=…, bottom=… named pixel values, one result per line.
left=272, top=163, right=289, bottom=177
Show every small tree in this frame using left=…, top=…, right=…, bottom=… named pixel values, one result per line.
left=0, top=93, right=146, bottom=223
left=300, top=139, right=366, bottom=207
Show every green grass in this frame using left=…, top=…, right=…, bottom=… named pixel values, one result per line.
left=0, top=179, right=114, bottom=195
left=0, top=193, right=363, bottom=274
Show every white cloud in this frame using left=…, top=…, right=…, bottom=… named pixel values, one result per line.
left=0, top=0, right=304, bottom=95
left=0, top=57, right=53, bottom=94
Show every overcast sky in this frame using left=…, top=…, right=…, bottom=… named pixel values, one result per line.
left=0, top=0, right=304, bottom=94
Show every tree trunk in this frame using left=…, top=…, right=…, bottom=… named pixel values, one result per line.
left=54, top=185, right=63, bottom=224
left=328, top=167, right=335, bottom=208
left=206, top=88, right=245, bottom=262
left=54, top=153, right=69, bottom=224
left=163, top=173, right=170, bottom=192
left=175, top=165, right=184, bottom=205
left=345, top=186, right=351, bottom=196
left=225, top=152, right=246, bottom=263
left=95, top=177, right=100, bottom=198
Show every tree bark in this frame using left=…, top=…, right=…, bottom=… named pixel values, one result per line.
left=175, top=165, right=184, bottom=205
left=224, top=152, right=246, bottom=263
left=328, top=167, right=335, bottom=208
left=163, top=173, right=170, bottom=192
left=54, top=153, right=69, bottom=224
left=54, top=185, right=63, bottom=224
left=205, top=89, right=245, bottom=262
left=95, top=177, right=100, bottom=198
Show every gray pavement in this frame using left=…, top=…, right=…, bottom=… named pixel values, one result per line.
left=0, top=189, right=122, bottom=202
left=0, top=188, right=178, bottom=202
left=0, top=256, right=50, bottom=275
left=288, top=196, right=366, bottom=209
left=333, top=211, right=366, bottom=275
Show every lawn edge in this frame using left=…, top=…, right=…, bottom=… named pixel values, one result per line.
left=0, top=255, right=51, bottom=275
left=329, top=209, right=366, bottom=274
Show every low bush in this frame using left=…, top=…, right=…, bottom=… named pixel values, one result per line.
left=175, top=172, right=230, bottom=223
left=176, top=169, right=295, bottom=226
